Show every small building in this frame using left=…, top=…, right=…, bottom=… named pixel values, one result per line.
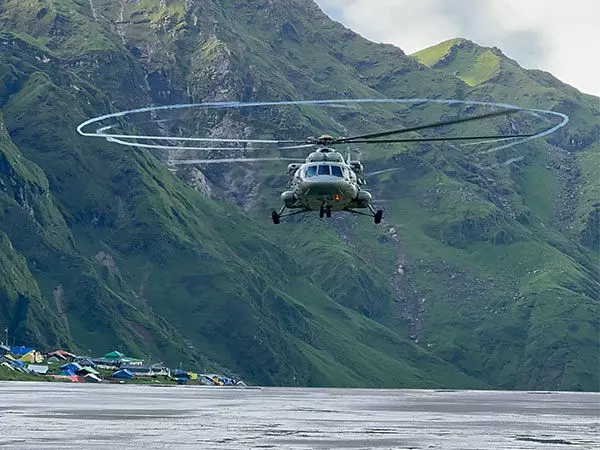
left=90, top=358, right=120, bottom=370
left=120, top=357, right=144, bottom=366
left=150, top=363, right=170, bottom=377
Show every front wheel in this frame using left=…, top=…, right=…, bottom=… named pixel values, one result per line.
left=374, top=210, right=383, bottom=224
left=271, top=210, right=281, bottom=225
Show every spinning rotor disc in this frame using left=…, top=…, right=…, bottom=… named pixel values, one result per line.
left=77, top=98, right=569, bottom=166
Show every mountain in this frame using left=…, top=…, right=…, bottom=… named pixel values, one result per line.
left=0, top=0, right=598, bottom=390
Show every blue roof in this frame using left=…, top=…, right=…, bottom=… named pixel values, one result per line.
left=75, top=357, right=97, bottom=366
left=112, top=369, right=135, bottom=379
left=11, top=346, right=34, bottom=355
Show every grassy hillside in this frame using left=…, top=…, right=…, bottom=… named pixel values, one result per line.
left=0, top=0, right=597, bottom=390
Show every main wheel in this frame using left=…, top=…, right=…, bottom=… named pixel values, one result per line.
left=325, top=205, right=332, bottom=218
left=374, top=210, right=383, bottom=224
left=319, top=206, right=325, bottom=218
left=271, top=210, right=281, bottom=225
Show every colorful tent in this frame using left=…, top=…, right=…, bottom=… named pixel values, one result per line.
left=60, top=362, right=83, bottom=373
left=75, top=357, right=97, bottom=367
left=77, top=366, right=100, bottom=376
left=47, top=350, right=76, bottom=360
left=11, top=346, right=34, bottom=356
left=103, top=351, right=124, bottom=360
left=112, top=369, right=135, bottom=379
left=83, top=373, right=102, bottom=383
left=19, top=351, right=44, bottom=364
left=28, top=365, right=49, bottom=375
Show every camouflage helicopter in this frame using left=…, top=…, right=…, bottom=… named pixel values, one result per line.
left=267, top=109, right=532, bottom=224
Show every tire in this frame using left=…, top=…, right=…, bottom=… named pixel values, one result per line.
left=374, top=210, right=383, bottom=224
left=271, top=210, right=280, bottom=224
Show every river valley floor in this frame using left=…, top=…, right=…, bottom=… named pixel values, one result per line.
left=0, top=382, right=598, bottom=449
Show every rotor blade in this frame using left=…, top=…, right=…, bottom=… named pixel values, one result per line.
left=336, top=133, right=535, bottom=144
left=169, top=157, right=304, bottom=165
left=104, top=136, right=312, bottom=152
left=334, top=108, right=522, bottom=143
left=365, top=168, right=402, bottom=177
left=97, top=129, right=308, bottom=145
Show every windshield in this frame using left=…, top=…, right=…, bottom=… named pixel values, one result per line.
left=305, top=166, right=317, bottom=177
left=304, top=164, right=345, bottom=178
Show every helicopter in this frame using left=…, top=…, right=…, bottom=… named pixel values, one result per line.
left=76, top=102, right=537, bottom=225
left=267, top=109, right=534, bottom=224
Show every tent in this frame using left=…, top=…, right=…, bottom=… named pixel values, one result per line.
left=173, top=370, right=190, bottom=379
left=187, top=371, right=198, bottom=381
left=60, top=362, right=83, bottom=373
left=1, top=362, right=15, bottom=370
left=84, top=373, right=102, bottom=383
left=75, top=357, right=97, bottom=367
left=47, top=350, right=76, bottom=360
left=28, top=365, right=49, bottom=375
left=103, top=351, right=124, bottom=360
left=11, top=346, right=34, bottom=356
left=77, top=366, right=100, bottom=376
left=19, top=351, right=44, bottom=364
left=112, top=369, right=135, bottom=379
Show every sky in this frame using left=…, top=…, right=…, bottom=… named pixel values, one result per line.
left=314, top=0, right=600, bottom=96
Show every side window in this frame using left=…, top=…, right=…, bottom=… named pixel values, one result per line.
left=318, top=165, right=330, bottom=175
left=331, top=166, right=343, bottom=177
left=305, top=166, right=317, bottom=177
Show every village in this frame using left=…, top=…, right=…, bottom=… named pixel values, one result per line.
left=0, top=342, right=246, bottom=387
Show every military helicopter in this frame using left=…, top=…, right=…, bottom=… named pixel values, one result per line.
left=77, top=103, right=535, bottom=225
left=265, top=109, right=533, bottom=224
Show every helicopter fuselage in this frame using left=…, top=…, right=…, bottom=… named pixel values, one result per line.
left=288, top=171, right=359, bottom=211
left=271, top=145, right=381, bottom=223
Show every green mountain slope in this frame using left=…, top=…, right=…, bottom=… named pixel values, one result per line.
left=0, top=0, right=597, bottom=390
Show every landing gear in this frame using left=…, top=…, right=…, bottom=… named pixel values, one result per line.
left=369, top=204, right=383, bottom=224
left=271, top=210, right=281, bottom=225
left=373, top=209, right=383, bottom=224
left=319, top=205, right=332, bottom=218
left=270, top=206, right=310, bottom=224
left=343, top=204, right=384, bottom=224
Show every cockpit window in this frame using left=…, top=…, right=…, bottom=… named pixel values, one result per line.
left=317, top=165, right=330, bottom=175
left=331, top=165, right=343, bottom=177
left=305, top=166, right=317, bottom=177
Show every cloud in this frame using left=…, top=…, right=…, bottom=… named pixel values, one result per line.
left=315, top=0, right=600, bottom=95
